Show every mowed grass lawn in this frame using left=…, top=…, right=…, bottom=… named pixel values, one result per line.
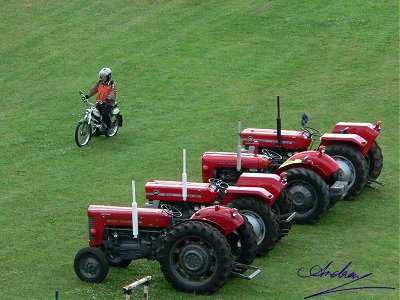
left=1, top=1, right=398, bottom=299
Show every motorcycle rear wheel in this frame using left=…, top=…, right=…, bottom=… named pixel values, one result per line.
left=105, top=114, right=119, bottom=137
left=75, top=121, right=92, bottom=147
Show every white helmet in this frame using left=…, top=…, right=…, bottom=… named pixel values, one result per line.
left=99, top=67, right=112, bottom=80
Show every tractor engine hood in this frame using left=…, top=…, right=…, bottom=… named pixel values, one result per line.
left=242, top=128, right=312, bottom=150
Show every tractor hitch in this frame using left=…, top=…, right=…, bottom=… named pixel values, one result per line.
left=231, top=263, right=262, bottom=280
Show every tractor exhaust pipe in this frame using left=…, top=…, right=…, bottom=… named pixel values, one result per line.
left=277, top=96, right=282, bottom=148
left=132, top=180, right=138, bottom=238
left=237, top=120, right=242, bottom=171
left=182, top=148, right=187, bottom=201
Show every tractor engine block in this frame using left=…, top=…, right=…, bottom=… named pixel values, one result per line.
left=103, top=227, right=165, bottom=261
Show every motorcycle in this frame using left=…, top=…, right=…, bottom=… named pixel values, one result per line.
left=75, top=90, right=123, bottom=147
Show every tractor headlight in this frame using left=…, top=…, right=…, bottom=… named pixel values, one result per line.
left=231, top=209, right=239, bottom=218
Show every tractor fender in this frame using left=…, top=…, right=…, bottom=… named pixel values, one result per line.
left=189, top=205, right=244, bottom=236
left=332, top=121, right=381, bottom=149
left=276, top=150, right=339, bottom=181
left=222, top=186, right=275, bottom=205
left=319, top=133, right=368, bottom=155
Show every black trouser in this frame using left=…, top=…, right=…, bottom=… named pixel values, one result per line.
left=96, top=103, right=112, bottom=128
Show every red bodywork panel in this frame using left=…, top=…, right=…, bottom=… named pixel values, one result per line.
left=202, top=151, right=271, bottom=182
left=327, top=121, right=381, bottom=155
left=320, top=133, right=368, bottom=153
left=190, top=205, right=244, bottom=236
left=277, top=150, right=339, bottom=181
left=223, top=185, right=275, bottom=205
left=234, top=173, right=285, bottom=201
left=201, top=148, right=336, bottom=184
left=242, top=128, right=312, bottom=151
left=145, top=179, right=278, bottom=206
left=145, top=180, right=218, bottom=204
left=242, top=121, right=381, bottom=156
left=88, top=205, right=172, bottom=247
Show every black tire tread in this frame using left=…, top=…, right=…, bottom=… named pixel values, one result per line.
left=227, top=197, right=279, bottom=257
left=325, top=143, right=368, bottom=199
left=159, top=221, right=232, bottom=294
left=285, top=168, right=329, bottom=224
left=273, top=190, right=293, bottom=239
left=74, top=247, right=109, bottom=283
left=227, top=216, right=257, bottom=266
left=367, top=141, right=383, bottom=181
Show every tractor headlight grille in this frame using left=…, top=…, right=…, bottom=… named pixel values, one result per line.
left=88, top=217, right=94, bottom=241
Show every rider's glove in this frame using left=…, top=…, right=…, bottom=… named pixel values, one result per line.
left=81, top=95, right=89, bottom=102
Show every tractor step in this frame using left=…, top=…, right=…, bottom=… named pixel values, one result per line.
left=280, top=228, right=290, bottom=236
left=367, top=179, right=385, bottom=187
left=231, top=263, right=262, bottom=280
left=329, top=181, right=348, bottom=201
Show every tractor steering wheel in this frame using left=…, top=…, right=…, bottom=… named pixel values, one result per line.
left=302, top=126, right=322, bottom=138
left=161, top=204, right=183, bottom=217
left=261, top=149, right=283, bottom=161
left=208, top=178, right=229, bottom=193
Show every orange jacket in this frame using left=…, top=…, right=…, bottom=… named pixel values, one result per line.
left=87, top=80, right=118, bottom=104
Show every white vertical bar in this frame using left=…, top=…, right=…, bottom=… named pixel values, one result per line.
left=132, top=180, right=138, bottom=238
left=182, top=148, right=187, bottom=201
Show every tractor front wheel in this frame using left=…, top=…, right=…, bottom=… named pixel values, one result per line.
left=227, top=197, right=279, bottom=257
left=159, top=221, right=232, bottom=294
left=285, top=168, right=329, bottom=224
left=74, top=247, right=109, bottom=283
left=325, top=143, right=368, bottom=198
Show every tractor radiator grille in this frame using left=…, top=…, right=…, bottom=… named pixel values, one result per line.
left=88, top=217, right=94, bottom=241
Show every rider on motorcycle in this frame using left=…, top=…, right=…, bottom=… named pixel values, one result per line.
left=82, top=67, right=118, bottom=133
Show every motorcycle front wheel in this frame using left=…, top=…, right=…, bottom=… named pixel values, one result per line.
left=75, top=121, right=92, bottom=147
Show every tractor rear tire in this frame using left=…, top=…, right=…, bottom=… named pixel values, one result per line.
left=367, top=141, right=383, bottom=182
left=325, top=143, right=368, bottom=199
left=226, top=217, right=257, bottom=269
left=159, top=221, right=232, bottom=294
left=74, top=247, right=109, bottom=283
left=227, top=197, right=279, bottom=257
left=285, top=168, right=329, bottom=224
left=272, top=190, right=293, bottom=239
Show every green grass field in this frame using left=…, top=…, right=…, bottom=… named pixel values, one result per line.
left=1, top=1, right=398, bottom=299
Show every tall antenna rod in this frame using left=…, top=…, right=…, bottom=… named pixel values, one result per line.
left=236, top=120, right=242, bottom=171
left=277, top=96, right=282, bottom=148
left=182, top=148, right=187, bottom=201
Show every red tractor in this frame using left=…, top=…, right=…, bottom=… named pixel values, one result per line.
left=241, top=96, right=383, bottom=198
left=201, top=122, right=348, bottom=225
left=145, top=150, right=293, bottom=257
left=74, top=181, right=260, bottom=294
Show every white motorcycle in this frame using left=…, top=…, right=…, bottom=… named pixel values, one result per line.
left=75, top=90, right=123, bottom=147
